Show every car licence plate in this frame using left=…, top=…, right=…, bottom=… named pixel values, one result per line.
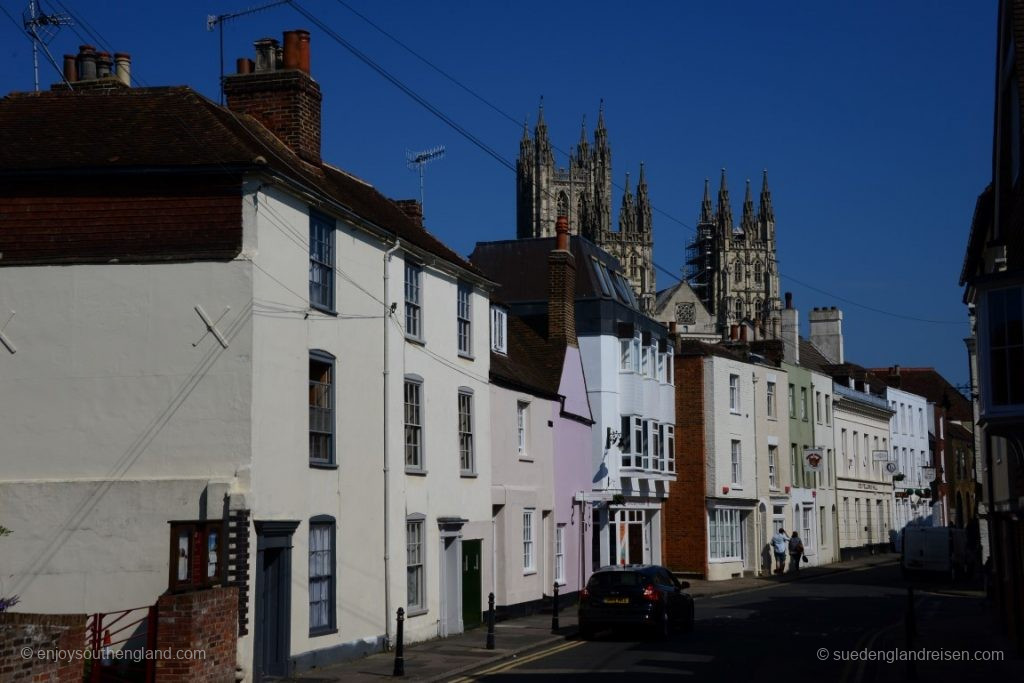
left=603, top=597, right=629, bottom=604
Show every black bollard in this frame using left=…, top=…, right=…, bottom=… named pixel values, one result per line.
left=551, top=582, right=560, bottom=632
left=393, top=607, right=405, bottom=676
left=486, top=592, right=496, bottom=650
left=905, top=587, right=916, bottom=681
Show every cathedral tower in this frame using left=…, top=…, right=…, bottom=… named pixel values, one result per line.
left=515, top=101, right=655, bottom=311
left=684, top=169, right=781, bottom=338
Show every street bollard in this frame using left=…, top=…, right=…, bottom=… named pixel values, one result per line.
left=551, top=582, right=560, bottom=632
left=905, top=587, right=916, bottom=681
left=393, top=607, right=405, bottom=676
left=486, top=592, right=496, bottom=650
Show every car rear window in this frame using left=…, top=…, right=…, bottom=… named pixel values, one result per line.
left=587, top=571, right=645, bottom=588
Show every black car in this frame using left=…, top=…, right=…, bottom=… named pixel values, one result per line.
left=577, top=564, right=694, bottom=639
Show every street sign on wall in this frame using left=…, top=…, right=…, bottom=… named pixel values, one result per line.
left=872, top=450, right=890, bottom=462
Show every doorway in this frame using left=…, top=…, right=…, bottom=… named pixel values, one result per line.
left=461, top=540, right=482, bottom=629
left=254, top=521, right=299, bottom=681
left=438, top=518, right=466, bottom=638
left=609, top=509, right=647, bottom=565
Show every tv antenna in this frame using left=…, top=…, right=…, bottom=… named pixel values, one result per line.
left=23, top=1, right=73, bottom=92
left=207, top=0, right=291, bottom=104
left=406, top=145, right=445, bottom=212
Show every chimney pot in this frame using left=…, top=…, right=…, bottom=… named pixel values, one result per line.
left=253, top=38, right=278, bottom=73
left=785, top=291, right=793, bottom=309
left=740, top=325, right=748, bottom=342
left=730, top=324, right=739, bottom=340
left=96, top=52, right=112, bottom=79
left=555, top=215, right=570, bottom=252
left=236, top=57, right=253, bottom=75
left=78, top=45, right=97, bottom=81
left=283, top=30, right=302, bottom=70
left=63, top=54, right=77, bottom=83
left=114, top=53, right=131, bottom=86
left=297, top=29, right=311, bottom=73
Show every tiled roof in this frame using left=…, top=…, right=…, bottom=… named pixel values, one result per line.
left=947, top=421, right=974, bottom=442
left=490, top=313, right=564, bottom=399
left=866, top=367, right=973, bottom=422
left=798, top=337, right=833, bottom=373
left=0, top=86, right=480, bottom=274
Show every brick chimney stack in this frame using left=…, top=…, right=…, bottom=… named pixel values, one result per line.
left=224, top=30, right=322, bottom=166
left=548, top=216, right=577, bottom=346
left=394, top=199, right=424, bottom=227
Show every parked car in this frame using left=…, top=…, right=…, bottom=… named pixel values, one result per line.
left=578, top=564, right=694, bottom=639
left=901, top=526, right=969, bottom=581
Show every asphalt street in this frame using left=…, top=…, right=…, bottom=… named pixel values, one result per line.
left=452, top=564, right=1023, bottom=683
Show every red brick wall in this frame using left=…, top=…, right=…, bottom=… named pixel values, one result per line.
left=155, top=586, right=238, bottom=683
left=0, top=612, right=86, bottom=682
left=664, top=353, right=709, bottom=576
left=224, top=70, right=322, bottom=165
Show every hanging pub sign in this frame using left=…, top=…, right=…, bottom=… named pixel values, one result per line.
left=803, top=447, right=823, bottom=473
left=921, top=466, right=936, bottom=483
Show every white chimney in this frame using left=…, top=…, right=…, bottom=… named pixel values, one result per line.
left=809, top=306, right=844, bottom=364
left=781, top=291, right=799, bottom=364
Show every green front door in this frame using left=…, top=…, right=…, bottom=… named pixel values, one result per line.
left=461, top=540, right=482, bottom=629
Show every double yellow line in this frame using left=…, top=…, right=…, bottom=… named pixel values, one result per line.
left=447, top=640, right=584, bottom=682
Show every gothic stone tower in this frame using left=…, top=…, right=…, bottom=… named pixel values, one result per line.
left=685, top=169, right=781, bottom=338
left=516, top=100, right=655, bottom=312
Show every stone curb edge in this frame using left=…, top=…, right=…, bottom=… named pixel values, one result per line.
left=421, top=630, right=576, bottom=683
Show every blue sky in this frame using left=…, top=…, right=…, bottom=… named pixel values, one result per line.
left=0, top=1, right=995, bottom=388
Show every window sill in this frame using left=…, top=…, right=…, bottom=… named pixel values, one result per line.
left=729, top=409, right=741, bottom=415
left=460, top=472, right=478, bottom=478
left=405, top=468, right=428, bottom=476
left=458, top=351, right=475, bottom=361
left=728, top=485, right=744, bottom=491
left=309, top=461, right=338, bottom=470
left=309, top=626, right=338, bottom=638
left=767, top=416, right=777, bottom=421
left=405, top=335, right=425, bottom=346
left=406, top=607, right=428, bottom=618
left=709, top=557, right=742, bottom=564
left=518, top=456, right=533, bottom=463
left=523, top=570, right=537, bottom=577
left=310, top=303, right=337, bottom=317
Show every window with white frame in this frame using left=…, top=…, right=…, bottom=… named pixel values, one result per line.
left=457, top=282, right=472, bottom=356
left=825, top=395, right=832, bottom=425
left=729, top=374, right=740, bottom=412
left=309, top=212, right=334, bottom=311
left=309, top=351, right=335, bottom=465
left=667, top=347, right=674, bottom=383
left=653, top=423, right=663, bottom=471
left=406, top=518, right=425, bottom=613
left=309, top=516, right=335, bottom=634
left=641, top=343, right=651, bottom=376
left=522, top=509, right=535, bottom=572
left=815, top=391, right=823, bottom=423
left=665, top=424, right=675, bottom=473
left=842, top=428, right=850, bottom=470
left=632, top=335, right=641, bottom=371
left=768, top=445, right=778, bottom=489
left=490, top=306, right=507, bottom=354
left=731, top=439, right=742, bottom=484
left=918, top=407, right=924, bottom=434
left=709, top=508, right=742, bottom=560
left=641, top=419, right=651, bottom=469
left=517, top=401, right=528, bottom=456
left=767, top=381, right=777, bottom=418
left=843, top=498, right=850, bottom=541
left=632, top=416, right=644, bottom=468
left=788, top=384, right=796, bottom=417
left=555, top=525, right=566, bottom=585
left=404, top=262, right=423, bottom=340
left=458, top=390, right=475, bottom=474
left=657, top=350, right=666, bottom=381
left=404, top=378, right=424, bottom=471
left=620, top=415, right=633, bottom=467
left=619, top=338, right=633, bottom=372
left=791, top=443, right=799, bottom=485
left=800, top=387, right=808, bottom=420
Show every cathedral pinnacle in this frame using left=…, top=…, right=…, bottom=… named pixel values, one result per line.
left=717, top=168, right=733, bottom=234
left=699, top=177, right=714, bottom=225
left=741, top=178, right=756, bottom=234
left=759, top=169, right=775, bottom=223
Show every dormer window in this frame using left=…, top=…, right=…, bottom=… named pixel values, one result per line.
left=490, top=305, right=508, bottom=354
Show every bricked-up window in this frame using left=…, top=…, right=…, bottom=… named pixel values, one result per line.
left=405, top=377, right=424, bottom=471
left=406, top=518, right=425, bottom=613
left=309, top=212, right=335, bottom=311
left=458, top=389, right=475, bottom=474
left=405, top=261, right=423, bottom=340
left=309, top=516, right=335, bottom=635
left=729, top=374, right=740, bottom=412
left=522, top=509, right=535, bottom=572
left=665, top=425, right=675, bottom=473
left=767, top=381, right=777, bottom=418
left=309, top=351, right=335, bottom=466
left=768, top=445, right=778, bottom=489
left=457, top=282, right=472, bottom=356
left=730, top=439, right=742, bottom=484
left=709, top=509, right=742, bottom=560
left=987, top=286, right=1024, bottom=405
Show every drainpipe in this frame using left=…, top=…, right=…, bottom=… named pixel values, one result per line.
left=383, top=239, right=400, bottom=650
left=752, top=371, right=762, bottom=574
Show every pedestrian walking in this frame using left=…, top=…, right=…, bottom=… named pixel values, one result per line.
left=788, top=531, right=804, bottom=573
left=771, top=528, right=789, bottom=575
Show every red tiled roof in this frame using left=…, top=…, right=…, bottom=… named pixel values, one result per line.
left=866, top=367, right=973, bottom=422
left=0, top=86, right=479, bottom=274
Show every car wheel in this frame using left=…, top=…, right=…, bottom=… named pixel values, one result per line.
left=578, top=621, right=594, bottom=640
left=651, top=609, right=670, bottom=640
left=682, top=603, right=694, bottom=633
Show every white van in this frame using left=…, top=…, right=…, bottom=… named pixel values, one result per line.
left=901, top=526, right=968, bottom=580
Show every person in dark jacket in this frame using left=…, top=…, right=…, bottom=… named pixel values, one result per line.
left=789, top=531, right=804, bottom=572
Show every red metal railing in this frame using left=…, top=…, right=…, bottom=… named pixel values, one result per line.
left=85, top=605, right=157, bottom=682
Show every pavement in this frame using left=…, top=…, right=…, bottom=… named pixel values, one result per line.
left=289, top=553, right=900, bottom=682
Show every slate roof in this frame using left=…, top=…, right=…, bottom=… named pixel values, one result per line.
left=0, top=86, right=480, bottom=274
left=866, top=367, right=973, bottom=422
left=798, top=337, right=834, bottom=373
left=489, top=313, right=564, bottom=400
